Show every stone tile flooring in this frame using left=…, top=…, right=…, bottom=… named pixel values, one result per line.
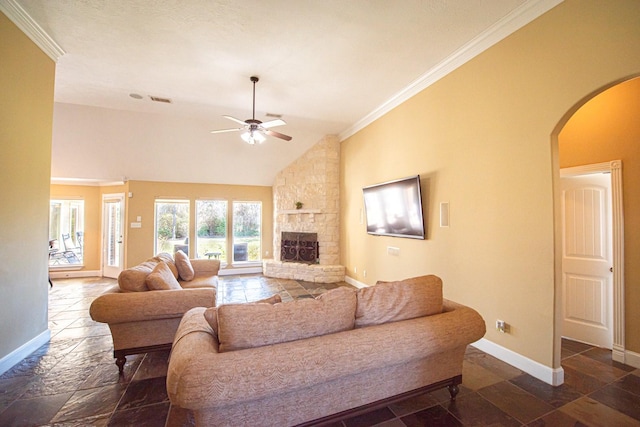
left=0, top=275, right=639, bottom=426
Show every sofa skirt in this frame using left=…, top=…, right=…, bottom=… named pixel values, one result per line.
left=192, top=347, right=466, bottom=427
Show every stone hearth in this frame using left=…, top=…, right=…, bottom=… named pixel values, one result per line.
left=263, top=260, right=345, bottom=283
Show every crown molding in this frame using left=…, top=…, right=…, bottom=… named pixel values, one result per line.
left=0, top=0, right=65, bottom=61
left=51, top=177, right=125, bottom=187
left=339, top=0, right=564, bottom=141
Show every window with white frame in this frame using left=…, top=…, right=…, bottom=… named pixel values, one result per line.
left=232, top=201, right=261, bottom=263
left=49, top=199, right=84, bottom=266
left=196, top=200, right=227, bottom=261
left=154, top=199, right=190, bottom=256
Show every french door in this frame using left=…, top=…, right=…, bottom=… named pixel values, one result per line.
left=102, top=194, right=125, bottom=278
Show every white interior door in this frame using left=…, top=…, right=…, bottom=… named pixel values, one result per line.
left=102, top=194, right=125, bottom=279
left=561, top=173, right=613, bottom=348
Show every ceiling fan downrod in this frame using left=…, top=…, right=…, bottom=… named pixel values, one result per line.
left=249, top=76, right=259, bottom=122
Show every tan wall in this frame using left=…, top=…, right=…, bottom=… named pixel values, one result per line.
left=559, top=77, right=640, bottom=352
left=0, top=13, right=55, bottom=360
left=50, top=184, right=103, bottom=271
left=340, top=0, right=640, bottom=367
left=125, top=180, right=273, bottom=268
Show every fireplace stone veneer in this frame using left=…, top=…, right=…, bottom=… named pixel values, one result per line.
left=263, top=260, right=345, bottom=283
left=264, top=135, right=345, bottom=283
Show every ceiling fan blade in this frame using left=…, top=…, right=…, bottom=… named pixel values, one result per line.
left=222, top=115, right=248, bottom=125
left=265, top=129, right=293, bottom=141
left=210, top=127, right=242, bottom=134
left=261, top=119, right=286, bottom=129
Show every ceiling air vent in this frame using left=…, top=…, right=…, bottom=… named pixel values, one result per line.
left=150, top=96, right=172, bottom=104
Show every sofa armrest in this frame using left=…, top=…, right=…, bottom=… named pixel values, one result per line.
left=190, top=259, right=220, bottom=277
left=167, top=301, right=485, bottom=409
left=90, top=288, right=216, bottom=324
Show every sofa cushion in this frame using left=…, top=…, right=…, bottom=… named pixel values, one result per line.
left=217, top=287, right=356, bottom=352
left=154, top=253, right=179, bottom=279
left=118, top=260, right=158, bottom=292
left=145, top=261, right=182, bottom=290
left=180, top=275, right=218, bottom=289
left=355, top=275, right=443, bottom=328
left=174, top=250, right=195, bottom=281
left=203, top=294, right=282, bottom=338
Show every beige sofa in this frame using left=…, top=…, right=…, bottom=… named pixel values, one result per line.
left=167, top=275, right=486, bottom=426
left=90, top=252, right=219, bottom=373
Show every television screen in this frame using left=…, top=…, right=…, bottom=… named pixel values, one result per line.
left=363, top=175, right=425, bottom=239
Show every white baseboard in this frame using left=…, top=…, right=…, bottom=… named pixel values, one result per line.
left=49, top=270, right=101, bottom=279
left=0, top=329, right=50, bottom=376
left=472, top=338, right=564, bottom=386
left=345, top=275, right=369, bottom=288
left=219, top=266, right=263, bottom=276
left=624, top=349, right=640, bottom=369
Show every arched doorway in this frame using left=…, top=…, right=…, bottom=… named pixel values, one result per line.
left=552, top=75, right=640, bottom=370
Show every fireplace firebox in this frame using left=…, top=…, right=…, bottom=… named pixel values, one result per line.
left=281, top=232, right=319, bottom=264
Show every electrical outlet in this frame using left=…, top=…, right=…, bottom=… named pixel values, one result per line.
left=387, top=246, right=400, bottom=256
left=363, top=270, right=367, bottom=278
left=354, top=267, right=357, bottom=274
left=496, top=320, right=509, bottom=333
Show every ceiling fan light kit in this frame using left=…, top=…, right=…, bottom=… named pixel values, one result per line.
left=211, top=76, right=292, bottom=144
left=241, top=129, right=266, bottom=145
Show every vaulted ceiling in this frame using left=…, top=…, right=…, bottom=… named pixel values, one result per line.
left=3, top=0, right=561, bottom=185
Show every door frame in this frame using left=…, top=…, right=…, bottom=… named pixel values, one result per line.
left=102, top=193, right=125, bottom=279
left=560, top=160, right=625, bottom=362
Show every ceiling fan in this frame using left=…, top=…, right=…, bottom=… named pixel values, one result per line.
left=210, top=76, right=292, bottom=144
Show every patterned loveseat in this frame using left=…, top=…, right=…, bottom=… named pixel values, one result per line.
left=167, top=275, right=485, bottom=426
left=90, top=252, right=219, bottom=372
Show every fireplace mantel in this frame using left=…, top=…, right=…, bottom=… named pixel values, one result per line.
left=279, top=209, right=322, bottom=222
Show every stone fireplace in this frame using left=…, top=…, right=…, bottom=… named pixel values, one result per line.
left=263, top=135, right=345, bottom=283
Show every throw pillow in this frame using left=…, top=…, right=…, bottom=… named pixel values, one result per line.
left=217, top=287, right=356, bottom=352
left=154, top=252, right=179, bottom=279
left=118, top=260, right=158, bottom=292
left=355, top=275, right=443, bottom=328
left=174, top=250, right=195, bottom=281
left=203, top=294, right=282, bottom=338
left=145, top=261, right=182, bottom=291
left=203, top=307, right=218, bottom=337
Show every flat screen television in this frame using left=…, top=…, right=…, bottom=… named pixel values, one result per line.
left=363, top=175, right=425, bottom=239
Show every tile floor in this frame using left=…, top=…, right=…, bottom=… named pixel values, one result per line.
left=0, top=275, right=639, bottom=426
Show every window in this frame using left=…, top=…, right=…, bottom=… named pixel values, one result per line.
left=49, top=199, right=84, bottom=266
left=155, top=200, right=189, bottom=255
left=232, top=201, right=261, bottom=263
left=196, top=200, right=227, bottom=261
left=153, top=198, right=261, bottom=264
